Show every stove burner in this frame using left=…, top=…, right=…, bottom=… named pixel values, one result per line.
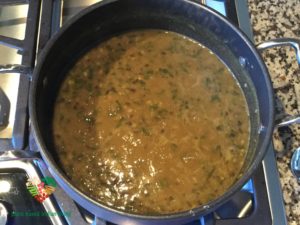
left=214, top=191, right=253, bottom=219
left=0, top=88, right=10, bottom=131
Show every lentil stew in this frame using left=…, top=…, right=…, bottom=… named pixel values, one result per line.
left=53, top=30, right=250, bottom=215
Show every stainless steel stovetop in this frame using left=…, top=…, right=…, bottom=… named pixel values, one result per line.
left=0, top=1, right=288, bottom=225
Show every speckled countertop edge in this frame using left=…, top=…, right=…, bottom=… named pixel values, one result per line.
left=248, top=1, right=300, bottom=224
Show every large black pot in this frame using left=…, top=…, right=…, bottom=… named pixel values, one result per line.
left=29, top=0, right=275, bottom=224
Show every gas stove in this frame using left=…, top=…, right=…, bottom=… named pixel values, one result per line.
left=0, top=1, right=288, bottom=225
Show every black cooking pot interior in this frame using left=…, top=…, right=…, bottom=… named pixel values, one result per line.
left=30, top=0, right=273, bottom=224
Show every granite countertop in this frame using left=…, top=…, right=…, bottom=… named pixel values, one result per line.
left=248, top=0, right=300, bottom=224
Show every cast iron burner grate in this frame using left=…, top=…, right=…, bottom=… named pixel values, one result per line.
left=0, top=0, right=287, bottom=225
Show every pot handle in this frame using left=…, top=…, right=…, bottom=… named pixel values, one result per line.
left=257, top=38, right=300, bottom=156
left=0, top=64, right=32, bottom=75
left=256, top=38, right=300, bottom=64
left=272, top=114, right=300, bottom=157
left=274, top=115, right=300, bottom=129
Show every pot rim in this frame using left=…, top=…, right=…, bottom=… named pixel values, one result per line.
left=29, top=0, right=274, bottom=221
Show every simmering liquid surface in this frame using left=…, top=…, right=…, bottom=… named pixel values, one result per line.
left=53, top=30, right=249, bottom=214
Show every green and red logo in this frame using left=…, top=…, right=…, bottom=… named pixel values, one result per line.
left=26, top=177, right=57, bottom=203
